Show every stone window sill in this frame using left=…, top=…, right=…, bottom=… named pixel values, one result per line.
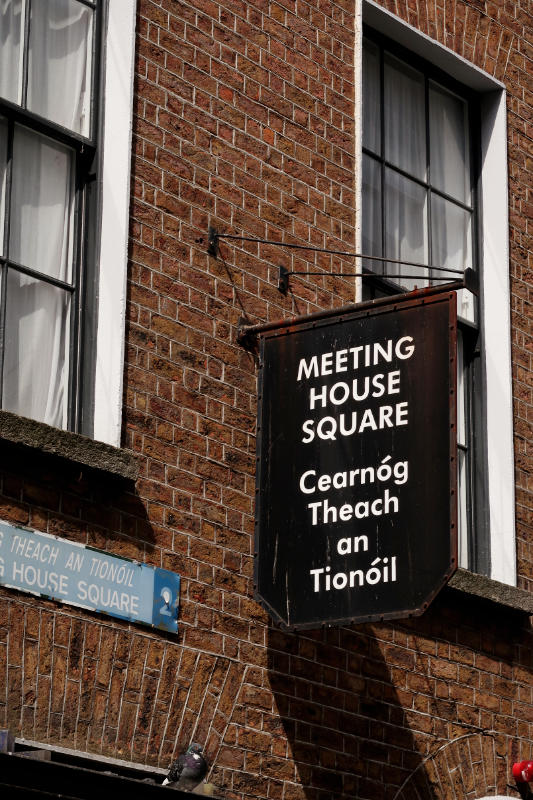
left=0, top=410, right=138, bottom=482
left=448, top=568, right=533, bottom=614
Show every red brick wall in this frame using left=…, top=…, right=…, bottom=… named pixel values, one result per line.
left=1, top=0, right=532, bottom=798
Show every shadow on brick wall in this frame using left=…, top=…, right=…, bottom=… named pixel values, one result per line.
left=266, top=586, right=533, bottom=800
left=0, top=439, right=155, bottom=556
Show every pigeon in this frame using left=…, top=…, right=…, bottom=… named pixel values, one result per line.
left=163, top=743, right=208, bottom=791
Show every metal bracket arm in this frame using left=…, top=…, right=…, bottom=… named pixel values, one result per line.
left=207, top=226, right=479, bottom=298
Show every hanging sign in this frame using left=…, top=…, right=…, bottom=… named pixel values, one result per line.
left=0, top=522, right=180, bottom=633
left=254, top=291, right=458, bottom=629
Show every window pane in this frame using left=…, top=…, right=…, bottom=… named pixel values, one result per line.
left=9, top=125, right=75, bottom=283
left=385, top=168, right=428, bottom=290
left=384, top=54, right=426, bottom=181
left=0, top=116, right=7, bottom=257
left=457, top=447, right=468, bottom=566
left=0, top=0, right=24, bottom=105
left=27, top=0, right=93, bottom=136
left=363, top=39, right=380, bottom=154
left=456, top=330, right=466, bottom=448
left=430, top=82, right=471, bottom=205
left=362, top=154, right=382, bottom=272
left=3, top=270, right=70, bottom=428
left=431, top=194, right=472, bottom=278
left=457, top=330, right=468, bottom=567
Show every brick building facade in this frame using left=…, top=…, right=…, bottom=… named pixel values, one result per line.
left=0, top=0, right=532, bottom=798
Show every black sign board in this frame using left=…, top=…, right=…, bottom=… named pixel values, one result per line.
left=254, top=291, right=457, bottom=629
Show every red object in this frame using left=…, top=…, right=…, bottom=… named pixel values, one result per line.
left=513, top=761, right=533, bottom=783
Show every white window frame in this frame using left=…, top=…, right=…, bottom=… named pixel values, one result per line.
left=92, top=0, right=136, bottom=447
left=357, top=0, right=516, bottom=585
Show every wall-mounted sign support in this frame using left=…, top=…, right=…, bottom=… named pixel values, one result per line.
left=0, top=522, right=180, bottom=633
left=207, top=226, right=479, bottom=296
left=253, top=289, right=458, bottom=630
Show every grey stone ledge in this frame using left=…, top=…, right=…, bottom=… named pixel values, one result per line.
left=0, top=410, right=138, bottom=482
left=448, top=567, right=533, bottom=614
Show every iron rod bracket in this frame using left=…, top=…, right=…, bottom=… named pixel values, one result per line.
left=278, top=266, right=289, bottom=294
left=208, top=227, right=479, bottom=298
left=463, top=267, right=479, bottom=295
left=207, top=226, right=219, bottom=258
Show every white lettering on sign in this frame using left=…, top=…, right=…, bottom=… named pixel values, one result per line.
left=301, top=401, right=409, bottom=443
left=89, top=557, right=135, bottom=586
left=294, top=331, right=417, bottom=600
left=77, top=581, right=140, bottom=616
left=12, top=562, right=69, bottom=595
left=309, top=370, right=401, bottom=409
left=296, top=336, right=415, bottom=381
left=299, top=456, right=408, bottom=495
left=65, top=551, right=85, bottom=572
left=336, top=536, right=369, bottom=555
left=309, top=557, right=397, bottom=592
left=10, top=534, right=59, bottom=565
left=307, top=489, right=399, bottom=526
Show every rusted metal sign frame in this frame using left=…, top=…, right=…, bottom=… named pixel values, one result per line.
left=254, top=289, right=458, bottom=630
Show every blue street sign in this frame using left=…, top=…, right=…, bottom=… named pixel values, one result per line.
left=0, top=521, right=180, bottom=633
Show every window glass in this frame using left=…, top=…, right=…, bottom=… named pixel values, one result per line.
left=0, top=0, right=134, bottom=441
left=430, top=82, right=471, bottom=205
left=27, top=0, right=93, bottom=136
left=0, top=116, right=6, bottom=257
left=384, top=168, right=428, bottom=290
left=456, top=330, right=468, bottom=568
left=362, top=35, right=479, bottom=563
left=431, top=194, right=472, bottom=278
left=9, top=126, right=75, bottom=283
left=363, top=39, right=474, bottom=295
left=384, top=53, right=426, bottom=181
left=0, top=0, right=23, bottom=105
left=0, top=1, right=95, bottom=433
left=362, top=38, right=380, bottom=154
left=362, top=153, right=382, bottom=270
left=3, top=271, right=71, bottom=427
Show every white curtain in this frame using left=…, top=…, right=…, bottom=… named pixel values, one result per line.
left=429, top=80, right=474, bottom=321
left=430, top=82, right=470, bottom=205
left=3, top=125, right=74, bottom=427
left=0, top=0, right=23, bottom=104
left=432, top=192, right=474, bottom=322
left=3, top=272, right=70, bottom=427
left=382, top=54, right=428, bottom=289
left=384, top=54, right=426, bottom=181
left=27, top=0, right=92, bottom=135
left=385, top=168, right=428, bottom=291
left=9, top=125, right=74, bottom=280
left=431, top=194, right=472, bottom=275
